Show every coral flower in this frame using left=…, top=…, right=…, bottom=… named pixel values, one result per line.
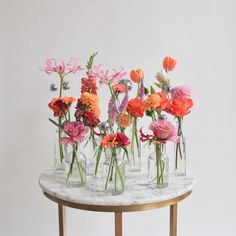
left=113, top=84, right=126, bottom=93
left=115, top=113, right=132, bottom=128
left=116, top=132, right=130, bottom=147
left=101, top=134, right=118, bottom=148
left=130, top=69, right=144, bottom=83
left=156, top=92, right=169, bottom=110
left=143, top=93, right=161, bottom=111
left=163, top=57, right=177, bottom=72
left=127, top=98, right=144, bottom=117
left=48, top=97, right=75, bottom=117
left=167, top=98, right=193, bottom=117
left=78, top=92, right=100, bottom=118
left=81, top=76, right=98, bottom=95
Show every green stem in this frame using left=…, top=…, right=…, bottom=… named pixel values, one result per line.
left=105, top=154, right=113, bottom=190
left=131, top=118, right=136, bottom=165
left=156, top=144, right=164, bottom=187
left=115, top=158, right=125, bottom=191
left=58, top=117, right=64, bottom=163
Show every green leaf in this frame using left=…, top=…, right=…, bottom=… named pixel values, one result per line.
left=48, top=118, right=61, bottom=128
left=144, top=87, right=149, bottom=95
left=150, top=86, right=156, bottom=94
left=145, top=110, right=153, bottom=117
left=95, top=145, right=103, bottom=175
left=86, top=52, right=98, bottom=70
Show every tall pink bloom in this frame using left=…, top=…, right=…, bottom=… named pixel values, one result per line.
left=171, top=85, right=192, bottom=99
left=60, top=121, right=89, bottom=146
left=149, top=120, right=179, bottom=143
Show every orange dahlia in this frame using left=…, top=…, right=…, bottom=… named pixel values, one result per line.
left=79, top=92, right=100, bottom=118
left=143, top=93, right=161, bottom=111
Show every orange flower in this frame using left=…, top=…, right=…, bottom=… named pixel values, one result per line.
left=163, top=57, right=177, bottom=72
left=101, top=134, right=118, bottom=148
left=130, top=69, right=144, bottom=83
left=127, top=98, right=144, bottom=117
left=143, top=93, right=161, bottom=111
left=156, top=92, right=169, bottom=110
left=48, top=97, right=75, bottom=117
left=167, top=98, right=193, bottom=117
left=81, top=76, right=98, bottom=95
left=115, top=113, right=132, bottom=128
left=79, top=92, right=100, bottom=118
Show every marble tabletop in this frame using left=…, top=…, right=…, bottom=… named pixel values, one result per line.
left=39, top=168, right=195, bottom=207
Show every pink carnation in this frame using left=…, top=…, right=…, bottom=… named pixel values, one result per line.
left=60, top=121, right=89, bottom=146
left=149, top=120, right=179, bottom=143
left=171, top=85, right=192, bottom=99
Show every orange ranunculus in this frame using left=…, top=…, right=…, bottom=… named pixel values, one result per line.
left=143, top=93, right=161, bottom=111
left=163, top=56, right=177, bottom=72
left=156, top=92, right=169, bottom=110
left=130, top=69, right=144, bottom=83
left=48, top=97, right=75, bottom=117
left=101, top=134, right=118, bottom=148
left=167, top=98, right=193, bottom=117
left=127, top=98, right=144, bottom=117
left=115, top=113, right=132, bottom=128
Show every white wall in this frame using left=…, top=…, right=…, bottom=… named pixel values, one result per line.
left=1, top=0, right=236, bottom=235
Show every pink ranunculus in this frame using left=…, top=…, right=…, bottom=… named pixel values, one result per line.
left=60, top=121, right=89, bottom=146
left=149, top=120, right=179, bottom=143
left=171, top=85, right=192, bottom=99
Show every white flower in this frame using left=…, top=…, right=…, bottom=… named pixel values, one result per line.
left=155, top=70, right=169, bottom=85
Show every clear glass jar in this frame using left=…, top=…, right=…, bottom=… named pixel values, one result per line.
left=174, top=118, right=186, bottom=176
left=65, top=144, right=86, bottom=186
left=148, top=143, right=169, bottom=188
left=103, top=149, right=126, bottom=195
left=54, top=128, right=66, bottom=173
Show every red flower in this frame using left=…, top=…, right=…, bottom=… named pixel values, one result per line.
left=167, top=98, right=193, bottom=117
left=113, top=84, right=126, bottom=93
left=81, top=76, right=98, bottom=95
left=48, top=97, right=75, bottom=117
left=163, top=57, right=177, bottom=72
left=127, top=98, right=144, bottom=117
left=82, top=111, right=100, bottom=127
left=130, top=69, right=144, bottom=83
left=116, top=132, right=130, bottom=147
left=156, top=92, right=169, bottom=111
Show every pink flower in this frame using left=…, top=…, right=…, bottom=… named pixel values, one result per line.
left=89, top=64, right=127, bottom=85
left=149, top=120, right=179, bottom=143
left=171, top=85, right=192, bottom=99
left=43, top=58, right=83, bottom=75
left=113, top=84, right=126, bottom=93
left=60, top=121, right=89, bottom=146
left=66, top=58, right=83, bottom=74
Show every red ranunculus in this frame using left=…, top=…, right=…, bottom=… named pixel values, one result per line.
left=116, top=132, right=130, bottom=147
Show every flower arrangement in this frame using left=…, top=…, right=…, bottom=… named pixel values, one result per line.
left=41, top=54, right=193, bottom=192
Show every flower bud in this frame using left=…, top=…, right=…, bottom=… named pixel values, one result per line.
left=155, top=70, right=169, bottom=85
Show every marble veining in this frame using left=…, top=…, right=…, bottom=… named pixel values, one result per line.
left=39, top=168, right=195, bottom=206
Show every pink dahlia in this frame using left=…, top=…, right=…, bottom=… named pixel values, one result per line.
left=171, top=85, right=192, bottom=99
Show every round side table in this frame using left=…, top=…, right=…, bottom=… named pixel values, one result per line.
left=39, top=169, right=195, bottom=236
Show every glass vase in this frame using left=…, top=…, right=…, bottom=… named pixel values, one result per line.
left=54, top=128, right=66, bottom=173
left=148, top=143, right=169, bottom=188
left=103, top=148, right=126, bottom=195
left=128, top=118, right=141, bottom=172
left=65, top=144, right=86, bottom=186
left=174, top=118, right=186, bottom=176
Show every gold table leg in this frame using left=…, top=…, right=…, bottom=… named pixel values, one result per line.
left=58, top=204, right=66, bottom=236
left=115, top=212, right=122, bottom=236
left=170, top=203, right=177, bottom=236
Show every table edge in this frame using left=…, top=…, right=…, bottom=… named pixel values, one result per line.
left=43, top=190, right=192, bottom=212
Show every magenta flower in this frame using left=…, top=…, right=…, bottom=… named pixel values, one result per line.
left=60, top=121, right=89, bottom=146
left=43, top=58, right=83, bottom=75
left=149, top=120, right=179, bottom=143
left=171, top=85, right=192, bottom=99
